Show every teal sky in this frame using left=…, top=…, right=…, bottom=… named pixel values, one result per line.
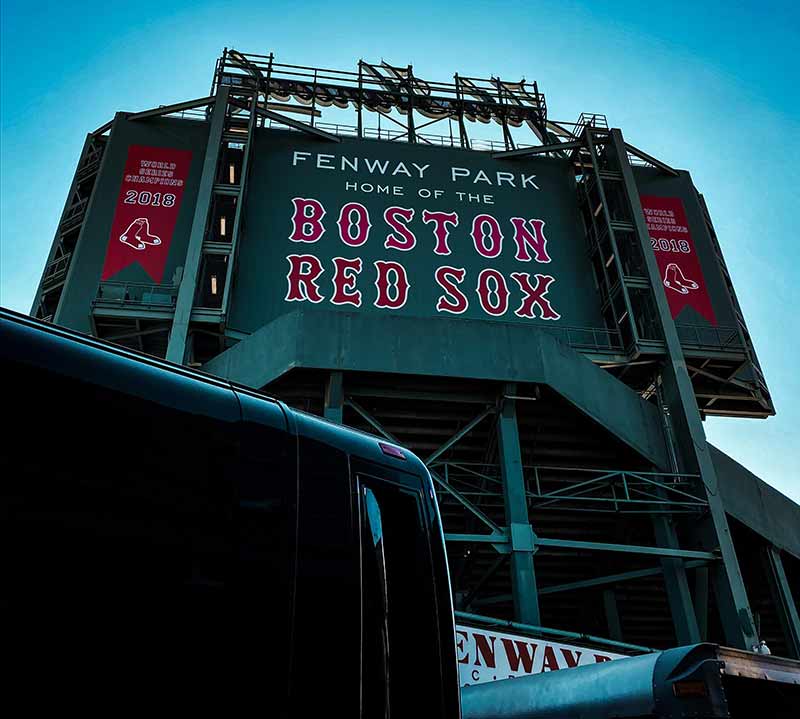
left=2, top=1, right=798, bottom=501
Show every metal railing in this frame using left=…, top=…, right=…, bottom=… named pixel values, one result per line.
left=262, top=117, right=538, bottom=152
left=93, top=281, right=178, bottom=311
left=539, top=324, right=623, bottom=353
left=59, top=198, right=89, bottom=232
left=430, top=461, right=707, bottom=515
left=41, top=252, right=72, bottom=288
left=575, top=113, right=608, bottom=136
left=676, top=323, right=744, bottom=351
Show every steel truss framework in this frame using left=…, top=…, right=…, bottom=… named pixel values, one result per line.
left=296, top=368, right=797, bottom=655
left=30, top=51, right=796, bottom=657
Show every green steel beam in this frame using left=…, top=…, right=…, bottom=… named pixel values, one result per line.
left=421, top=533, right=716, bottom=560
left=652, top=514, right=701, bottom=644
left=535, top=537, right=717, bottom=561
left=462, top=554, right=508, bottom=610
left=345, top=392, right=508, bottom=548
left=455, top=610, right=654, bottom=654
left=609, top=127, right=758, bottom=650
left=31, top=133, right=95, bottom=317
left=764, top=546, right=800, bottom=659
left=470, top=593, right=512, bottom=607
left=166, top=87, right=229, bottom=364
left=446, top=532, right=508, bottom=547
left=344, top=394, right=505, bottom=546
left=127, top=96, right=216, bottom=122
left=54, top=121, right=119, bottom=327
left=491, top=139, right=583, bottom=159
left=585, top=128, right=640, bottom=349
left=220, top=90, right=258, bottom=316
left=344, top=398, right=400, bottom=443
left=92, top=306, right=175, bottom=321
left=603, top=589, right=624, bottom=642
left=349, top=385, right=495, bottom=405
left=91, top=119, right=114, bottom=137
left=623, top=142, right=679, bottom=176
left=228, top=97, right=341, bottom=143
left=497, top=384, right=540, bottom=626
left=425, top=406, right=495, bottom=465
left=324, top=371, right=344, bottom=424
left=694, top=566, right=710, bottom=641
left=539, top=559, right=708, bottom=595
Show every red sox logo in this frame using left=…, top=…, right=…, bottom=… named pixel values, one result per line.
left=119, top=217, right=161, bottom=251
left=663, top=262, right=699, bottom=295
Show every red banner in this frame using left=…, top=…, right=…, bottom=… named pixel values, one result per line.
left=640, top=195, right=716, bottom=325
left=101, top=145, right=193, bottom=283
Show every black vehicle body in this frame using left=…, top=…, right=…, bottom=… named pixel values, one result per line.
left=1, top=308, right=460, bottom=718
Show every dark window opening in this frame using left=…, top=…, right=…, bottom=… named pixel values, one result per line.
left=196, top=254, right=228, bottom=308
left=207, top=194, right=238, bottom=243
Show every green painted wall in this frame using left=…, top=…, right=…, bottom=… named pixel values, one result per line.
left=228, top=130, right=604, bottom=335
left=56, top=115, right=210, bottom=333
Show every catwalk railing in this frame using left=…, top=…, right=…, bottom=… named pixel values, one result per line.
left=430, top=461, right=708, bottom=522
left=93, top=281, right=178, bottom=311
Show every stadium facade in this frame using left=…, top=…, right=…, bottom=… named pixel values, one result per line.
left=30, top=50, right=800, bottom=659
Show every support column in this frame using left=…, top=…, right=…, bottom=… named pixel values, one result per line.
left=694, top=566, right=709, bottom=641
left=324, top=371, right=344, bottom=424
left=609, top=128, right=758, bottom=650
left=34, top=133, right=94, bottom=318
left=764, top=546, right=800, bottom=658
left=166, top=86, right=230, bottom=364
left=652, top=515, right=701, bottom=645
left=603, top=589, right=624, bottom=642
left=497, top=383, right=540, bottom=626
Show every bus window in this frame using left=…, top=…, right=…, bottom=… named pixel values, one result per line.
left=358, top=474, right=444, bottom=718
left=361, top=485, right=390, bottom=716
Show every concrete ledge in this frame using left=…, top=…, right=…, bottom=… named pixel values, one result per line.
left=204, top=308, right=671, bottom=469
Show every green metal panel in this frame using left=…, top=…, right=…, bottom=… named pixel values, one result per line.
left=711, top=445, right=800, bottom=560
left=55, top=115, right=211, bottom=335
left=631, top=166, right=737, bottom=329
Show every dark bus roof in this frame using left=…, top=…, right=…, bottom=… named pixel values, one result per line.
left=0, top=307, right=426, bottom=474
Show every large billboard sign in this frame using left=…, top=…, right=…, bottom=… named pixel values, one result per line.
left=456, top=624, right=626, bottom=686
left=231, top=131, right=605, bottom=333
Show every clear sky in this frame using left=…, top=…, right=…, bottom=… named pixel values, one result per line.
left=2, top=1, right=798, bottom=501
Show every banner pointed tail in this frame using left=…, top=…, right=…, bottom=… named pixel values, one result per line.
left=101, top=145, right=193, bottom=283
left=640, top=194, right=717, bottom=326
